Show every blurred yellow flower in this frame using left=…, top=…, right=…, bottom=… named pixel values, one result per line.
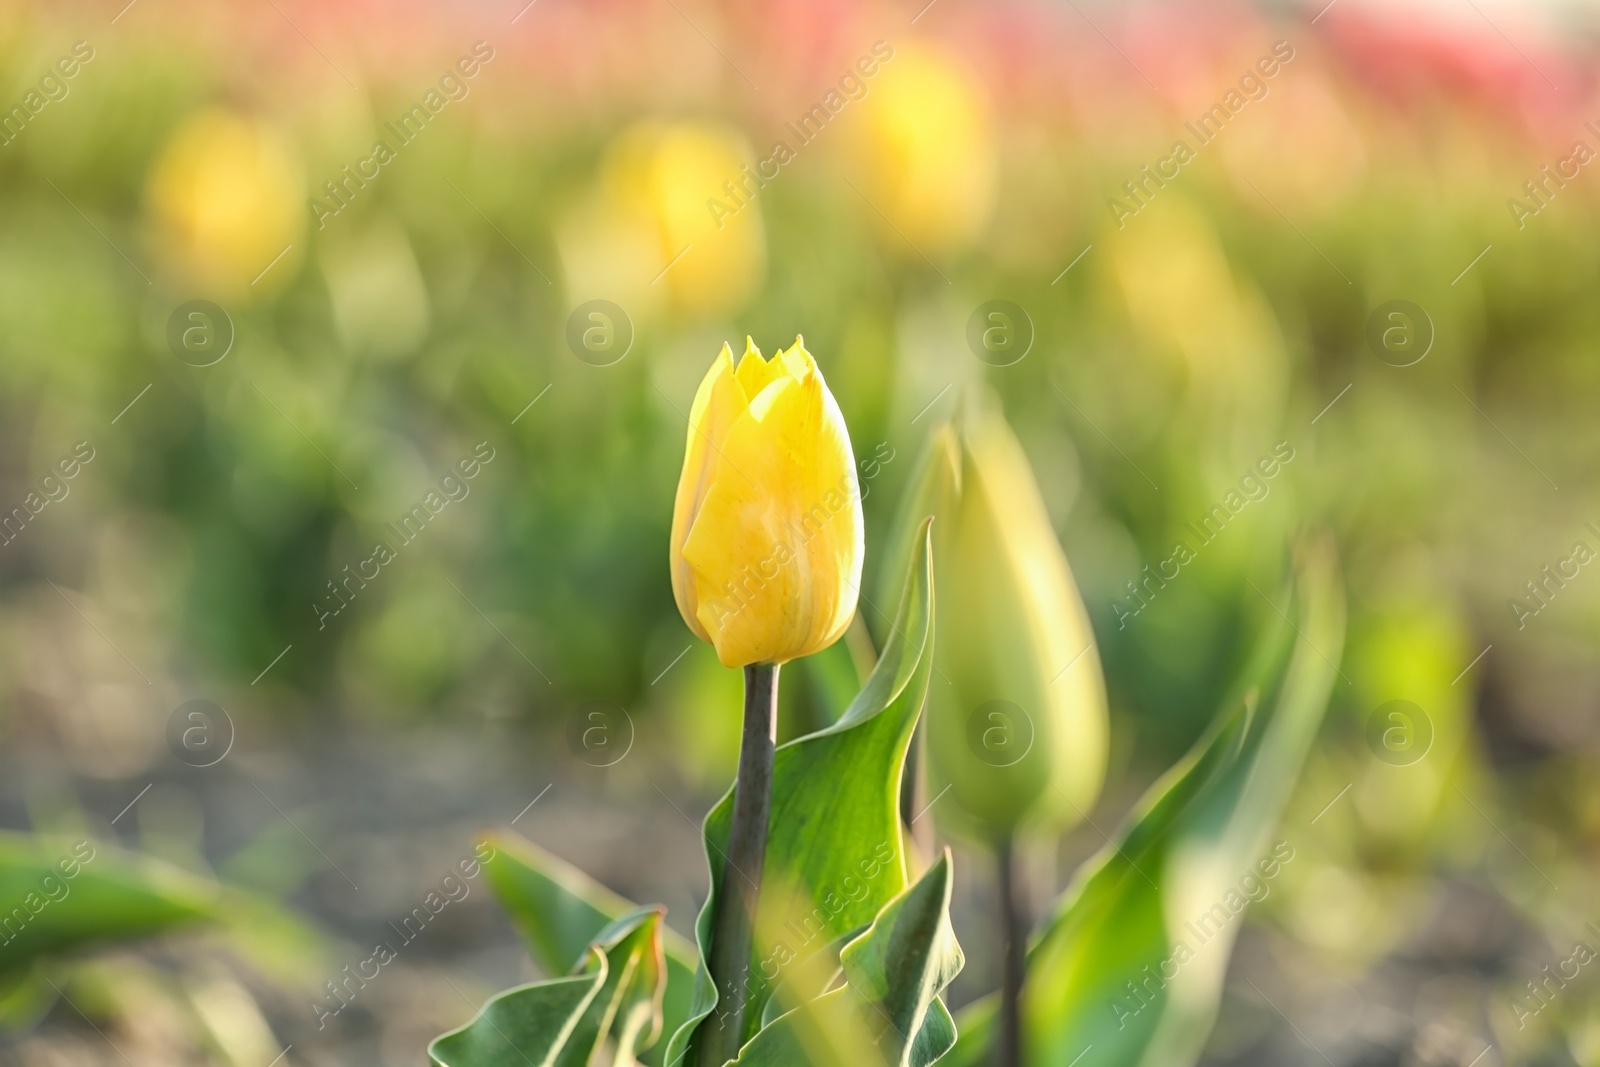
left=884, top=399, right=1107, bottom=837
left=145, top=109, right=303, bottom=299
left=1107, top=196, right=1287, bottom=423
left=670, top=337, right=863, bottom=668
left=851, top=45, right=996, bottom=255
left=561, top=120, right=764, bottom=319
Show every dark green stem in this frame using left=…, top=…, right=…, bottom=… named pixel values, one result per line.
left=996, top=833, right=1027, bottom=1067
left=699, top=662, right=780, bottom=1067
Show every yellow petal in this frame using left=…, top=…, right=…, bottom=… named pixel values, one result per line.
left=669, top=343, right=743, bottom=641
left=734, top=336, right=789, bottom=398
left=778, top=335, right=817, bottom=380
left=681, top=359, right=862, bottom=667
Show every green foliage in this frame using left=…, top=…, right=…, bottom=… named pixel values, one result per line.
left=945, top=542, right=1345, bottom=1067
left=478, top=830, right=697, bottom=1066
left=0, top=833, right=221, bottom=1031
left=427, top=905, right=676, bottom=1067
left=445, top=526, right=1344, bottom=1067
left=451, top=522, right=956, bottom=1067
left=665, top=519, right=936, bottom=1063
left=561, top=912, right=668, bottom=1065
left=428, top=944, right=613, bottom=1067
left=730, top=852, right=963, bottom=1067
left=0, top=834, right=217, bottom=978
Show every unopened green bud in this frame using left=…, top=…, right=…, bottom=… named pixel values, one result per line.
left=881, top=396, right=1107, bottom=839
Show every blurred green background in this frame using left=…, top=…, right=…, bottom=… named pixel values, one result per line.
left=2, top=0, right=1600, bottom=1063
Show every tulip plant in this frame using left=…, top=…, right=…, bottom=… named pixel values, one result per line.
left=427, top=340, right=1344, bottom=1067
left=668, top=337, right=869, bottom=1065
left=876, top=398, right=1108, bottom=1065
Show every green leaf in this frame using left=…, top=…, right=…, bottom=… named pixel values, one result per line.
left=0, top=834, right=216, bottom=976
left=556, top=907, right=671, bottom=1066
left=430, top=906, right=673, bottom=1067
left=730, top=851, right=964, bottom=1067
left=664, top=519, right=937, bottom=1066
left=479, top=830, right=698, bottom=1066
left=429, top=948, right=608, bottom=1067
left=939, top=995, right=993, bottom=1067
left=949, top=543, right=1345, bottom=1067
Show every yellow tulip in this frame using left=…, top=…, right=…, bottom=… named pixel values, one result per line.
left=882, top=398, right=1107, bottom=837
left=145, top=109, right=303, bottom=299
left=851, top=44, right=996, bottom=255
left=561, top=120, right=765, bottom=320
left=670, top=337, right=864, bottom=668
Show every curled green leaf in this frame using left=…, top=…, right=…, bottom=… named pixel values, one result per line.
left=429, top=907, right=673, bottom=1067
left=730, top=850, right=965, bottom=1067
left=479, top=829, right=698, bottom=1065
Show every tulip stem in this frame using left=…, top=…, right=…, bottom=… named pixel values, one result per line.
left=996, top=833, right=1028, bottom=1067
left=701, top=662, right=780, bottom=1067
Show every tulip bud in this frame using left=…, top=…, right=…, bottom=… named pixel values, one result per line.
left=670, top=337, right=864, bottom=668
left=882, top=398, right=1107, bottom=838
